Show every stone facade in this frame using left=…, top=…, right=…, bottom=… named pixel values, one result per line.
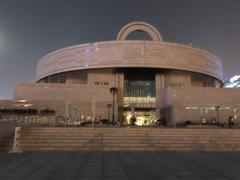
left=1, top=21, right=240, bottom=126
left=163, top=87, right=240, bottom=126
left=14, top=83, right=113, bottom=119
left=36, top=41, right=223, bottom=82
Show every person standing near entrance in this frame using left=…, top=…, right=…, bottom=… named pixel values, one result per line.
left=228, top=116, right=234, bottom=128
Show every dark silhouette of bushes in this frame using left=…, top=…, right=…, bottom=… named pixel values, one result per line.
left=39, top=109, right=55, bottom=115
left=0, top=108, right=38, bottom=115
left=0, top=108, right=55, bottom=116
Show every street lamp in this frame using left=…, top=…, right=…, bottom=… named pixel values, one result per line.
left=106, top=103, right=112, bottom=127
left=215, top=105, right=220, bottom=127
left=110, top=87, right=118, bottom=126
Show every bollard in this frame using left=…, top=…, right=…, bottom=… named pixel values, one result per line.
left=9, top=127, right=22, bottom=153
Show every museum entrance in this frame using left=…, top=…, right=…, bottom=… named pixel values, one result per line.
left=123, top=69, right=156, bottom=126
left=123, top=108, right=156, bottom=126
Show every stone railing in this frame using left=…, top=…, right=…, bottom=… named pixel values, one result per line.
left=0, top=115, right=56, bottom=127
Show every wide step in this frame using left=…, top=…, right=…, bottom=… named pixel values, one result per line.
left=15, top=127, right=240, bottom=152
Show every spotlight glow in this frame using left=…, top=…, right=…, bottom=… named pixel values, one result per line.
left=225, top=75, right=240, bottom=88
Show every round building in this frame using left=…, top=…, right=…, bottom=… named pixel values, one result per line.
left=16, top=22, right=225, bottom=126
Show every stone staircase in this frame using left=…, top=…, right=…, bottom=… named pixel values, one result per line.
left=14, top=127, right=240, bottom=151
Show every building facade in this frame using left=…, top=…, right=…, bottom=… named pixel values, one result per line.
left=225, top=75, right=240, bottom=88
left=5, top=22, right=240, bottom=126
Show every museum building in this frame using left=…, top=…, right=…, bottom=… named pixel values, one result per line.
left=2, top=21, right=240, bottom=126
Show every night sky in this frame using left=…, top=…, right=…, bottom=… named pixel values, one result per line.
left=0, top=0, right=240, bottom=98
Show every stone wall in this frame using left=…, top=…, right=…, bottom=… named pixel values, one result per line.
left=162, top=87, right=240, bottom=125
left=14, top=83, right=114, bottom=120
left=13, top=82, right=240, bottom=126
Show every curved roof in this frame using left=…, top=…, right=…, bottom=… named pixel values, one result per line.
left=36, top=21, right=223, bottom=82
left=36, top=40, right=223, bottom=82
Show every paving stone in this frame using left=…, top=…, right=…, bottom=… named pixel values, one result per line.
left=0, top=151, right=239, bottom=180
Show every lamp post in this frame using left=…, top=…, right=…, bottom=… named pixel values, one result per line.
left=110, top=87, right=117, bottom=126
left=215, top=105, right=220, bottom=127
left=106, top=104, right=112, bottom=127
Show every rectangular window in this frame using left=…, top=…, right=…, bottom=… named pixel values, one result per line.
left=94, top=81, right=109, bottom=86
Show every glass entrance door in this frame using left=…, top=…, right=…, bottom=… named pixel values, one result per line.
left=123, top=68, right=156, bottom=126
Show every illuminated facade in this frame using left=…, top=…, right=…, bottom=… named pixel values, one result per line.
left=5, top=21, right=240, bottom=126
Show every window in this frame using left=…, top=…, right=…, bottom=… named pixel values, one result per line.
left=94, top=81, right=109, bottom=86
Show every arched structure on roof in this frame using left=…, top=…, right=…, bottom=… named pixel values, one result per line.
left=116, top=21, right=163, bottom=41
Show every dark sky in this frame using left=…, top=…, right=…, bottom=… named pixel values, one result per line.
left=0, top=0, right=240, bottom=98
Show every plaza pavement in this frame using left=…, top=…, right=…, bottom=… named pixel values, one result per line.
left=0, top=151, right=239, bottom=180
